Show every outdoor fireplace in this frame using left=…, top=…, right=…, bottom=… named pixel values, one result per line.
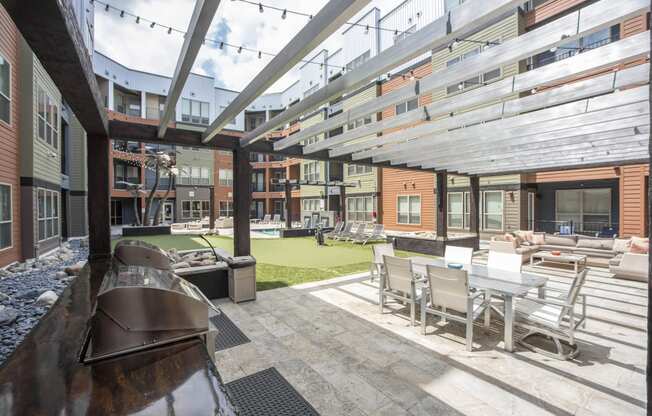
left=82, top=265, right=218, bottom=364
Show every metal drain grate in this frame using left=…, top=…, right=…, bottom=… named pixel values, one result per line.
left=210, top=312, right=251, bottom=351
left=226, top=368, right=319, bottom=416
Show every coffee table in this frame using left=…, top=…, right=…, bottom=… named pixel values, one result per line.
left=530, top=251, right=587, bottom=273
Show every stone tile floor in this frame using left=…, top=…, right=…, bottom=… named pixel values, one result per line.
left=213, top=258, right=647, bottom=416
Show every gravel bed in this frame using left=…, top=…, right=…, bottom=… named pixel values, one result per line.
left=0, top=240, right=89, bottom=365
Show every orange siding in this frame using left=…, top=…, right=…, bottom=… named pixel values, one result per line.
left=528, top=167, right=621, bottom=183
left=0, top=7, right=21, bottom=267
left=380, top=62, right=436, bottom=232
left=381, top=168, right=435, bottom=232
left=619, top=164, right=649, bottom=237
left=524, top=0, right=589, bottom=28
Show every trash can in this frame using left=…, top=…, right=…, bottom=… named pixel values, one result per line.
left=227, top=256, right=257, bottom=303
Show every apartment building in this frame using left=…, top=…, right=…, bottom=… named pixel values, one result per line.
left=379, top=0, right=650, bottom=238
left=0, top=2, right=91, bottom=268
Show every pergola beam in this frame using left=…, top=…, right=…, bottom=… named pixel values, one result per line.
left=202, top=0, right=370, bottom=144
left=357, top=85, right=648, bottom=162
left=158, top=0, right=221, bottom=139
left=261, top=0, right=527, bottom=149
left=1, top=0, right=108, bottom=136
left=288, top=1, right=649, bottom=154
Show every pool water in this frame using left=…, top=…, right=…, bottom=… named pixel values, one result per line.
left=257, top=229, right=280, bottom=237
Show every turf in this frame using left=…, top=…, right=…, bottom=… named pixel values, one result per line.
left=112, top=235, right=420, bottom=291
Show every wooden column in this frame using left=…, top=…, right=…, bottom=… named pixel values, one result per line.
left=469, top=175, right=481, bottom=250
left=209, top=185, right=215, bottom=230
left=285, top=182, right=292, bottom=229
left=436, top=172, right=448, bottom=239
left=647, top=142, right=651, bottom=415
left=87, top=135, right=111, bottom=261
left=232, top=148, right=251, bottom=256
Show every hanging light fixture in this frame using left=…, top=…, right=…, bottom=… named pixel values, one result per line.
left=150, top=21, right=155, bottom=28
left=219, top=41, right=224, bottom=49
left=258, top=51, right=262, bottom=59
left=120, top=10, right=124, bottom=17
left=365, top=25, right=369, bottom=34
left=167, top=27, right=172, bottom=34
left=259, top=3, right=263, bottom=13
left=281, top=9, right=287, bottom=19
left=136, top=16, right=140, bottom=24
left=104, top=4, right=109, bottom=11
left=237, top=46, right=242, bottom=53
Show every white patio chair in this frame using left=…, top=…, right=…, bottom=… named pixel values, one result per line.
left=445, top=245, right=474, bottom=265
left=514, top=269, right=588, bottom=360
left=346, top=223, right=367, bottom=242
left=380, top=255, right=422, bottom=326
left=420, top=265, right=491, bottom=351
left=370, top=243, right=394, bottom=283
left=325, top=221, right=343, bottom=239
left=488, top=251, right=522, bottom=272
left=271, top=214, right=281, bottom=224
left=261, top=214, right=271, bottom=224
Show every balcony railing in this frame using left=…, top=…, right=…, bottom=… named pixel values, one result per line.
left=112, top=140, right=141, bottom=153
left=177, top=177, right=211, bottom=186
left=527, top=36, right=617, bottom=71
left=533, top=220, right=618, bottom=237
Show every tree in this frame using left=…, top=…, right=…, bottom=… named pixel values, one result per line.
left=142, top=150, right=177, bottom=226
left=115, top=182, right=146, bottom=226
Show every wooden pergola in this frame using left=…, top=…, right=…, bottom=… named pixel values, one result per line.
left=1, top=0, right=650, bottom=411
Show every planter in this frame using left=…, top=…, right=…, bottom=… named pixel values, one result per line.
left=391, top=235, right=478, bottom=256
left=122, top=225, right=172, bottom=237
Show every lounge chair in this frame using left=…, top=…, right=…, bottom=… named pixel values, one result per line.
left=333, top=222, right=355, bottom=240
left=370, top=243, right=394, bottom=283
left=444, top=245, right=474, bottom=265
left=514, top=269, right=588, bottom=359
left=171, top=223, right=187, bottom=231
left=353, top=224, right=386, bottom=245
left=271, top=214, right=281, bottom=225
left=187, top=222, right=203, bottom=231
left=420, top=265, right=491, bottom=351
left=261, top=214, right=271, bottom=224
left=325, top=221, right=344, bottom=239
left=380, top=255, right=422, bottom=326
left=344, top=223, right=367, bottom=242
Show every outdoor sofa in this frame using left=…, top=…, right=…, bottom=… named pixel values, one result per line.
left=490, top=231, right=648, bottom=281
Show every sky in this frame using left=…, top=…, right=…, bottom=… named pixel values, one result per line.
left=94, top=0, right=399, bottom=94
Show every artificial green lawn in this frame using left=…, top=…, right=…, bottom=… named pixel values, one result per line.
left=112, top=235, right=419, bottom=291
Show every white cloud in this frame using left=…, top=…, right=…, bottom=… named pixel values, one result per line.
left=94, top=0, right=402, bottom=93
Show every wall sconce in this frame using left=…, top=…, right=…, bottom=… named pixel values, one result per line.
left=509, top=191, right=515, bottom=202
left=411, top=181, right=416, bottom=188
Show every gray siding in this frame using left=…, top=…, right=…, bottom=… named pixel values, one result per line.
left=68, top=195, right=88, bottom=237
left=68, top=112, right=87, bottom=192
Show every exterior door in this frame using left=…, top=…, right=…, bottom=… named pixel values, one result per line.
left=163, top=202, right=174, bottom=223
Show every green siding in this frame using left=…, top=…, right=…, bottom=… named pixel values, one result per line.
left=342, top=84, right=379, bottom=195
left=300, top=111, right=326, bottom=198
left=68, top=111, right=87, bottom=192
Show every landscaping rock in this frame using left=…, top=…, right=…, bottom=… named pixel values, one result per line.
left=64, top=262, right=85, bottom=276
left=0, top=292, right=9, bottom=302
left=0, top=307, right=18, bottom=326
left=35, top=291, right=58, bottom=307
left=171, top=262, right=190, bottom=270
left=16, top=289, right=41, bottom=300
left=55, top=271, right=68, bottom=280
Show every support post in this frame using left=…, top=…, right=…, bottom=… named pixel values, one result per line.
left=436, top=172, right=448, bottom=239
left=469, top=175, right=480, bottom=250
left=87, top=135, right=111, bottom=261
left=285, top=181, right=292, bottom=229
left=339, top=186, right=346, bottom=223
left=209, top=185, right=215, bottom=230
left=647, top=134, right=651, bottom=415
left=233, top=148, right=251, bottom=256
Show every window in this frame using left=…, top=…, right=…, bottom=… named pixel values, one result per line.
left=556, top=188, right=611, bottom=232
left=448, top=192, right=464, bottom=228
left=395, top=97, right=418, bottom=115
left=346, top=116, right=372, bottom=131
left=219, top=201, right=233, bottom=217
left=251, top=171, right=265, bottom=192
left=0, top=184, right=11, bottom=249
left=446, top=43, right=501, bottom=95
left=347, top=164, right=372, bottom=176
left=218, top=105, right=236, bottom=125
left=218, top=169, right=233, bottom=186
left=303, top=161, right=320, bottom=181
left=303, top=84, right=319, bottom=98
left=302, top=135, right=321, bottom=146
left=37, top=85, right=58, bottom=148
left=347, top=196, right=373, bottom=222
left=181, top=200, right=209, bottom=219
left=181, top=98, right=210, bottom=125
left=397, top=195, right=420, bottom=225
left=178, top=166, right=211, bottom=185
left=482, top=191, right=503, bottom=231
left=302, top=198, right=322, bottom=212
left=37, top=189, right=59, bottom=241
left=113, top=161, right=140, bottom=189
left=393, top=25, right=416, bottom=45
left=0, top=54, right=10, bottom=124
left=345, top=50, right=370, bottom=72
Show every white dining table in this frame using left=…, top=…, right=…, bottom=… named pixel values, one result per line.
left=408, top=256, right=548, bottom=352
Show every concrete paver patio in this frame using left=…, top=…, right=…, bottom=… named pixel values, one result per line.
left=213, top=258, right=647, bottom=416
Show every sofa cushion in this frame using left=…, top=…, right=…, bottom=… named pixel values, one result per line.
left=612, top=238, right=631, bottom=253
left=577, top=238, right=614, bottom=250
left=515, top=246, right=538, bottom=255
left=572, top=248, right=615, bottom=258
left=532, top=233, right=545, bottom=245
left=609, top=253, right=623, bottom=266
left=545, top=235, right=577, bottom=247
left=514, top=230, right=534, bottom=243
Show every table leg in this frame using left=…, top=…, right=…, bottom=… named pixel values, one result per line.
left=504, top=296, right=514, bottom=352
left=538, top=286, right=545, bottom=299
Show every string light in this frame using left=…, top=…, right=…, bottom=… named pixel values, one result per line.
left=258, top=2, right=263, bottom=13
left=92, top=0, right=390, bottom=72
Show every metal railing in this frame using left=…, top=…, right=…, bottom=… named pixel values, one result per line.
left=527, top=36, right=617, bottom=70
left=533, top=220, right=618, bottom=237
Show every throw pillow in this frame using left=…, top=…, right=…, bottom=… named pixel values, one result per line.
left=631, top=241, right=649, bottom=254
left=532, top=233, right=545, bottom=245
left=612, top=238, right=631, bottom=253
